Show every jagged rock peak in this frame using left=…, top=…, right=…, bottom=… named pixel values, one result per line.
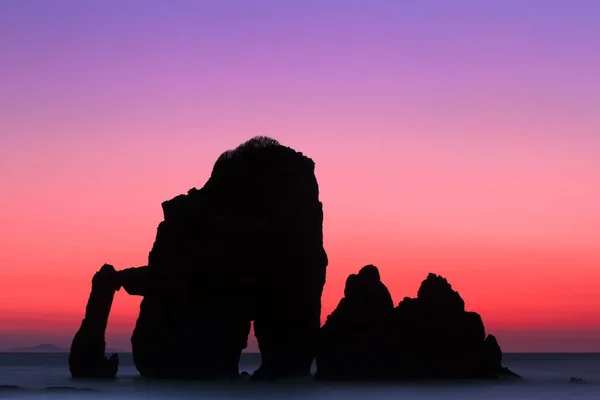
left=213, top=136, right=311, bottom=167
left=206, top=136, right=316, bottom=191
left=417, top=273, right=465, bottom=312
left=344, top=264, right=383, bottom=298
left=358, top=264, right=381, bottom=280
left=342, top=265, right=394, bottom=309
left=218, top=136, right=282, bottom=160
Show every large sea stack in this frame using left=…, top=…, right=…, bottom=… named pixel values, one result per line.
left=131, top=137, right=328, bottom=379
left=316, top=266, right=519, bottom=380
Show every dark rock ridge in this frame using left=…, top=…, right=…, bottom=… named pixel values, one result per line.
left=69, top=264, right=147, bottom=378
left=316, top=266, right=520, bottom=380
left=131, top=136, right=328, bottom=379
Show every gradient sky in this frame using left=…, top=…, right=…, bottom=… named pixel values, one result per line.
left=1, top=0, right=599, bottom=352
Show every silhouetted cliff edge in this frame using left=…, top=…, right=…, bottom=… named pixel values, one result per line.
left=316, top=265, right=519, bottom=380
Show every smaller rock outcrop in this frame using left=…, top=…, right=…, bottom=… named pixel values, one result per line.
left=569, top=376, right=587, bottom=384
left=316, top=267, right=520, bottom=380
left=69, top=264, right=121, bottom=378
left=317, top=265, right=394, bottom=379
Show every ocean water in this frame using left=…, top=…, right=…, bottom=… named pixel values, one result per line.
left=0, top=353, right=598, bottom=399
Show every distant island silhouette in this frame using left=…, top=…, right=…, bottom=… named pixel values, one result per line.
left=69, top=137, right=520, bottom=381
left=11, top=344, right=126, bottom=353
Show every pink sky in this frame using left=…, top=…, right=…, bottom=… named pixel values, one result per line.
left=0, top=0, right=599, bottom=352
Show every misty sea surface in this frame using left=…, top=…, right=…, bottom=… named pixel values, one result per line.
left=0, top=353, right=599, bottom=399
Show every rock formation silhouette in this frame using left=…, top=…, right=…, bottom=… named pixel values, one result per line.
left=129, top=137, right=328, bottom=379
left=69, top=137, right=520, bottom=381
left=316, top=267, right=519, bottom=380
